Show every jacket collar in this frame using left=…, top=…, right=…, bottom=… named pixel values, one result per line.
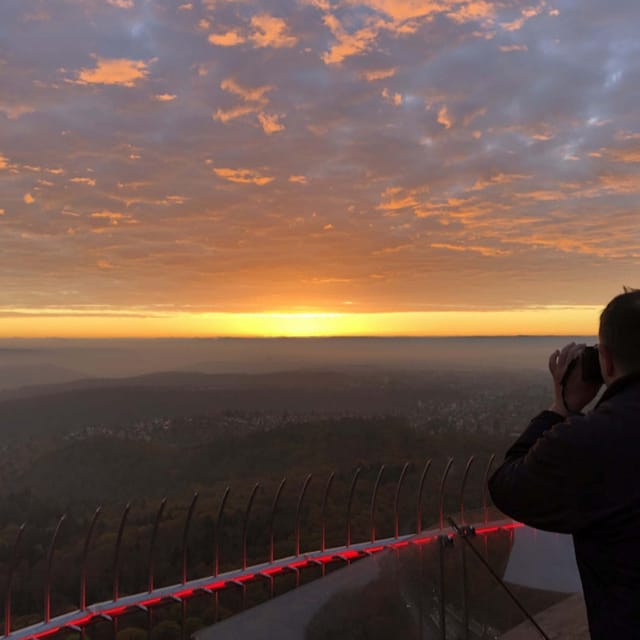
left=595, top=371, right=640, bottom=408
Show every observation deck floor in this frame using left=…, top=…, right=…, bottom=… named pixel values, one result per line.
left=501, top=593, right=589, bottom=639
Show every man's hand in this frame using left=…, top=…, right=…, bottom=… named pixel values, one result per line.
left=549, top=343, right=602, bottom=417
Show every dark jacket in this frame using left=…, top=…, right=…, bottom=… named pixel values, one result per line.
left=489, top=373, right=640, bottom=639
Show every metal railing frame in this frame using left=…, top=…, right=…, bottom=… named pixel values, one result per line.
left=2, top=454, right=549, bottom=640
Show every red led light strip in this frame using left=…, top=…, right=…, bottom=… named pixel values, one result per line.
left=475, top=522, right=523, bottom=535
left=7, top=519, right=523, bottom=640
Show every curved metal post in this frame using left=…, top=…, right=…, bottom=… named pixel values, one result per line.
left=416, top=459, right=432, bottom=534
left=320, top=471, right=335, bottom=553
left=81, top=507, right=102, bottom=610
left=369, top=465, right=385, bottom=543
left=438, top=458, right=454, bottom=530
left=482, top=453, right=496, bottom=524
left=242, top=483, right=260, bottom=570
left=214, top=487, right=231, bottom=576
left=394, top=462, right=411, bottom=538
left=181, top=493, right=199, bottom=640
left=148, top=497, right=167, bottom=592
left=44, top=515, right=66, bottom=623
left=457, top=455, right=475, bottom=640
left=113, top=502, right=132, bottom=601
left=295, top=474, right=313, bottom=556
left=4, top=523, right=26, bottom=636
left=213, top=486, right=231, bottom=625
left=266, top=478, right=285, bottom=599
left=269, top=478, right=287, bottom=563
left=459, top=456, right=475, bottom=525
left=147, top=497, right=166, bottom=640
left=346, top=467, right=361, bottom=547
left=182, top=493, right=199, bottom=584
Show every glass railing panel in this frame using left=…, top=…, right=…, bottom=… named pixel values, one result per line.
left=191, top=520, right=584, bottom=640
left=450, top=520, right=582, bottom=639
left=187, top=543, right=429, bottom=639
left=191, top=535, right=459, bottom=640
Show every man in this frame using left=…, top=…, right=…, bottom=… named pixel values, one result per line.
left=489, top=289, right=640, bottom=639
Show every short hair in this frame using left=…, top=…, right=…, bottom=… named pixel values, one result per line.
left=599, top=287, right=640, bottom=374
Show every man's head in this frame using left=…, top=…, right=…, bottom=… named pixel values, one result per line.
left=598, top=287, right=640, bottom=383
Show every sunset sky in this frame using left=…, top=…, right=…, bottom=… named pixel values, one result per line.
left=0, top=0, right=638, bottom=337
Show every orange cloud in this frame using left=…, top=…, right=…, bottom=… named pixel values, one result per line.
left=214, top=104, right=258, bottom=123
left=500, top=3, right=545, bottom=31
left=334, top=0, right=495, bottom=42
left=250, top=14, right=297, bottom=48
left=215, top=78, right=280, bottom=133
left=220, top=78, right=272, bottom=102
left=0, top=103, right=35, bottom=119
left=615, top=131, right=640, bottom=141
left=208, top=30, right=246, bottom=46
left=117, top=180, right=150, bottom=190
left=471, top=173, right=530, bottom=191
left=303, top=0, right=331, bottom=10
left=431, top=242, right=511, bottom=257
left=363, top=67, right=397, bottom=81
left=345, top=0, right=439, bottom=22
left=208, top=15, right=297, bottom=49
left=505, top=233, right=613, bottom=257
left=213, top=167, right=274, bottom=185
left=24, top=193, right=35, bottom=204
left=382, top=87, right=402, bottom=105
left=289, top=175, right=308, bottom=184
left=603, top=147, right=640, bottom=163
left=515, top=189, right=568, bottom=201
left=107, top=0, right=134, bottom=7
left=598, top=174, right=640, bottom=194
left=72, top=57, right=149, bottom=87
left=447, top=0, right=495, bottom=24
left=530, top=131, right=553, bottom=141
left=258, top=112, right=285, bottom=134
left=0, top=153, right=9, bottom=170
left=155, top=93, right=177, bottom=102
left=499, top=44, right=528, bottom=52
left=437, top=105, right=453, bottom=128
left=70, top=177, right=96, bottom=186
left=164, top=195, right=188, bottom=204
left=377, top=187, right=418, bottom=211
left=322, top=14, right=380, bottom=64
left=462, top=106, right=487, bottom=126
left=91, top=211, right=132, bottom=225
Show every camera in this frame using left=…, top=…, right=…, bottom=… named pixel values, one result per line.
left=580, top=345, right=604, bottom=385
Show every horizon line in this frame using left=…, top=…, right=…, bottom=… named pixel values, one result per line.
left=0, top=333, right=599, bottom=341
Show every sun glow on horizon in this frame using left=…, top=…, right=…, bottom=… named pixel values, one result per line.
left=0, top=306, right=601, bottom=338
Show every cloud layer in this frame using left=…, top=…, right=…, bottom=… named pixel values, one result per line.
left=1, top=0, right=639, bottom=319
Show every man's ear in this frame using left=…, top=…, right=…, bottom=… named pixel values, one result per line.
left=598, top=344, right=616, bottom=382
